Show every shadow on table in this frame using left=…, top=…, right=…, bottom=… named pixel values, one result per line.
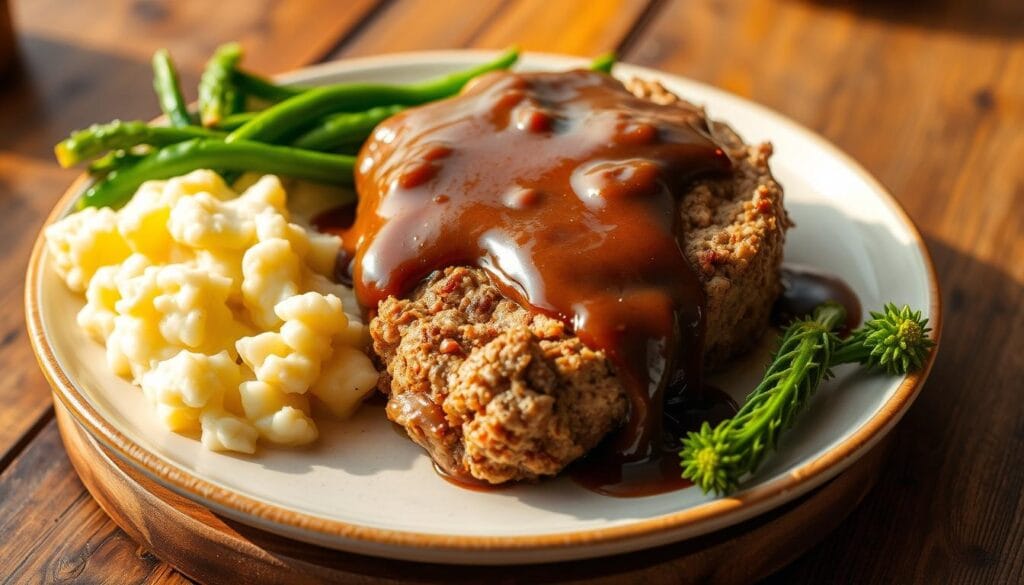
left=0, top=34, right=165, bottom=161
left=803, top=0, right=1024, bottom=39
left=764, top=234, right=1024, bottom=583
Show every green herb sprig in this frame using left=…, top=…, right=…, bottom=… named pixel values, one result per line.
left=681, top=302, right=934, bottom=495
left=832, top=303, right=935, bottom=375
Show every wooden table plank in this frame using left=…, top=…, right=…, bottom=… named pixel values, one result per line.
left=2, top=0, right=1022, bottom=582
left=624, top=1, right=1024, bottom=582
left=335, top=0, right=507, bottom=56
left=468, top=0, right=653, bottom=54
left=332, top=0, right=655, bottom=58
left=13, top=0, right=382, bottom=73
left=0, top=154, right=80, bottom=470
left=0, top=419, right=190, bottom=584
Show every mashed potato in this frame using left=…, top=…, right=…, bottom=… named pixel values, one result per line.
left=45, top=170, right=377, bottom=454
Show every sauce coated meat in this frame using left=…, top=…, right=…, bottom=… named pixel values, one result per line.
left=346, top=70, right=732, bottom=465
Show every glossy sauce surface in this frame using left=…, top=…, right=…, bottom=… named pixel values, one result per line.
left=773, top=265, right=862, bottom=335
left=347, top=70, right=732, bottom=485
left=570, top=385, right=737, bottom=496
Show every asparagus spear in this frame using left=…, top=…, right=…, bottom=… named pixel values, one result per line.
left=199, top=43, right=243, bottom=127
left=87, top=150, right=148, bottom=176
left=78, top=139, right=355, bottom=209
left=151, top=49, right=193, bottom=127
left=54, top=120, right=224, bottom=168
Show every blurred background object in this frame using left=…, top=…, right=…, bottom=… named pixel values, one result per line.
left=0, top=0, right=14, bottom=76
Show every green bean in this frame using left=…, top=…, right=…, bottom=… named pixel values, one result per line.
left=55, top=120, right=225, bottom=168
left=590, top=52, right=616, bottom=74
left=199, top=43, right=243, bottom=127
left=292, top=105, right=404, bottom=151
left=234, top=70, right=306, bottom=102
left=151, top=49, right=192, bottom=127
left=88, top=150, right=148, bottom=175
left=228, top=48, right=519, bottom=144
left=216, top=111, right=259, bottom=131
left=79, top=139, right=355, bottom=209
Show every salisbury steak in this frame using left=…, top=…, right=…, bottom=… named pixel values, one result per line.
left=368, top=76, right=788, bottom=484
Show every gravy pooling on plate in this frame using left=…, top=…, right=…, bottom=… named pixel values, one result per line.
left=344, top=69, right=733, bottom=468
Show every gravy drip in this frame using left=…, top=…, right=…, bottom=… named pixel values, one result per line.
left=773, top=265, right=862, bottom=335
left=347, top=70, right=732, bottom=469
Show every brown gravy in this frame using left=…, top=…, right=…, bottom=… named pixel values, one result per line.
left=570, top=385, right=737, bottom=496
left=773, top=265, right=862, bottom=335
left=345, top=70, right=732, bottom=482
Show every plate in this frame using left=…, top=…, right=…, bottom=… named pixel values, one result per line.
left=26, top=50, right=940, bottom=565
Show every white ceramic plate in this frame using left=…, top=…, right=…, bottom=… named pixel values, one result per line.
left=26, top=51, right=940, bottom=565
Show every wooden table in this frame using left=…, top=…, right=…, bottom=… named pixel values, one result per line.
left=1, top=1, right=1021, bottom=582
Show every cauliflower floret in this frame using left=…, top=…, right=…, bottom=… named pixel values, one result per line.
left=51, top=172, right=380, bottom=453
left=253, top=211, right=342, bottom=277
left=311, top=345, right=379, bottom=419
left=152, top=266, right=235, bottom=349
left=106, top=314, right=175, bottom=379
left=304, top=272, right=369, bottom=347
left=305, top=230, right=342, bottom=276
left=115, top=264, right=238, bottom=352
left=236, top=331, right=319, bottom=394
left=45, top=206, right=130, bottom=292
left=154, top=401, right=202, bottom=434
left=200, top=410, right=258, bottom=454
left=168, top=192, right=255, bottom=250
left=254, top=211, right=310, bottom=255
left=167, top=175, right=287, bottom=252
left=192, top=248, right=245, bottom=303
left=241, top=239, right=301, bottom=329
left=274, top=292, right=346, bottom=336
left=277, top=293, right=346, bottom=357
left=117, top=180, right=182, bottom=260
left=140, top=350, right=243, bottom=412
left=165, top=169, right=235, bottom=200
left=239, top=381, right=317, bottom=445
left=236, top=293, right=345, bottom=394
left=235, top=174, right=287, bottom=217
left=77, top=254, right=151, bottom=341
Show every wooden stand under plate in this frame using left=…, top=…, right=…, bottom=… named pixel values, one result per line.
left=55, top=401, right=887, bottom=584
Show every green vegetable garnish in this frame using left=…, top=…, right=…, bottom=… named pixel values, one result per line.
left=199, top=43, right=244, bottom=127
left=680, top=301, right=934, bottom=495
left=214, top=111, right=258, bottom=132
left=590, top=52, right=616, bottom=74
left=292, top=104, right=405, bottom=151
left=78, top=139, right=355, bottom=209
left=54, top=120, right=224, bottom=168
left=87, top=150, right=147, bottom=176
left=233, top=70, right=306, bottom=103
left=832, top=303, right=935, bottom=375
left=151, top=49, right=193, bottom=127
left=226, top=47, right=519, bottom=144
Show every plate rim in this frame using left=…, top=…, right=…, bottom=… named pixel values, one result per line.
left=25, top=49, right=942, bottom=558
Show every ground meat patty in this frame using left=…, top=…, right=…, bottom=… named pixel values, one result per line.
left=370, top=78, right=788, bottom=484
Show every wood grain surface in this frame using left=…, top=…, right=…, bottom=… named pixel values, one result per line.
left=51, top=400, right=890, bottom=585
left=1, top=0, right=1021, bottom=583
